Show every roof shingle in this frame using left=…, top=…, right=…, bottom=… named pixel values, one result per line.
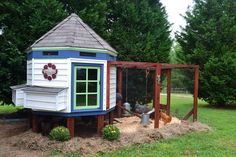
left=30, top=13, right=116, bottom=53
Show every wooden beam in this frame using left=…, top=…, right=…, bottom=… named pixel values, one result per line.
left=183, top=108, right=194, bottom=120
left=109, top=61, right=196, bottom=69
left=193, top=65, right=199, bottom=122
left=166, top=69, right=171, bottom=115
left=67, top=117, right=75, bottom=138
left=154, top=64, right=161, bottom=128
left=106, top=62, right=111, bottom=109
left=97, top=115, right=104, bottom=135
left=109, top=111, right=114, bottom=124
left=117, top=68, right=123, bottom=117
left=32, top=115, right=39, bottom=132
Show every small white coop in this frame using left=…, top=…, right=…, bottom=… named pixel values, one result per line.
left=11, top=13, right=117, bottom=136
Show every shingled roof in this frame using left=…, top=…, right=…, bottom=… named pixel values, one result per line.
left=29, top=13, right=116, bottom=54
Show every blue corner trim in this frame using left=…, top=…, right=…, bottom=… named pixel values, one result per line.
left=33, top=107, right=115, bottom=117
left=27, top=50, right=117, bottom=61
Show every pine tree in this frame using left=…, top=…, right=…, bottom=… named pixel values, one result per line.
left=0, top=0, right=67, bottom=102
left=176, top=0, right=236, bottom=105
left=107, top=0, right=172, bottom=105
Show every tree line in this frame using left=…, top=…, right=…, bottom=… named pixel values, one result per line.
left=0, top=0, right=235, bottom=106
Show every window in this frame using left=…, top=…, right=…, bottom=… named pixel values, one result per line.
left=74, top=66, right=100, bottom=109
left=80, top=52, right=96, bottom=57
left=43, top=51, right=58, bottom=56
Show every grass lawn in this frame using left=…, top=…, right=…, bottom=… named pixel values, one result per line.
left=93, top=94, right=236, bottom=157
left=0, top=103, right=23, bottom=115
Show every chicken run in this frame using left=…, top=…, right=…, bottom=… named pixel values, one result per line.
left=112, top=61, right=199, bottom=131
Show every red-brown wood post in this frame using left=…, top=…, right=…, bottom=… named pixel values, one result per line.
left=154, top=64, right=161, bottom=128
left=32, top=114, right=39, bottom=132
left=193, top=65, right=199, bottom=122
left=109, top=111, right=114, bottom=124
left=166, top=69, right=171, bottom=115
left=97, top=115, right=105, bottom=135
left=66, top=117, right=75, bottom=138
left=106, top=62, right=111, bottom=109
left=117, top=67, right=123, bottom=117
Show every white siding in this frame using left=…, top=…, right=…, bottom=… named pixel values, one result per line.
left=24, top=90, right=67, bottom=111
left=32, top=59, right=69, bottom=87
left=109, top=66, right=117, bottom=109
left=27, top=61, right=32, bottom=85
left=12, top=89, right=25, bottom=106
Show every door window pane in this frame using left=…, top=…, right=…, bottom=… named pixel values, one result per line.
left=88, top=94, right=97, bottom=106
left=88, top=82, right=97, bottom=92
left=77, top=68, right=86, bottom=80
left=76, top=82, right=86, bottom=93
left=76, top=95, right=86, bottom=106
left=88, top=69, right=97, bottom=80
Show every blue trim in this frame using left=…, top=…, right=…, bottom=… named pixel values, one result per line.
left=33, top=107, right=115, bottom=117
left=27, top=50, right=116, bottom=61
left=71, top=63, right=104, bottom=112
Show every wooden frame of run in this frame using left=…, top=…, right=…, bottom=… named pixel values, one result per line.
left=106, top=61, right=199, bottom=128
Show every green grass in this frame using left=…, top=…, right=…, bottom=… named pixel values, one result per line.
left=0, top=103, right=23, bottom=115
left=97, top=94, right=236, bottom=157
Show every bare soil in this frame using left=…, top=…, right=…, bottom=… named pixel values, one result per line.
left=0, top=117, right=211, bottom=157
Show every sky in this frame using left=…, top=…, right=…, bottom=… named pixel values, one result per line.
left=160, top=0, right=194, bottom=38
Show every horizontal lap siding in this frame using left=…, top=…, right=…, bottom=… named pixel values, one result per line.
left=25, top=93, right=57, bottom=110
left=32, top=59, right=69, bottom=87
left=24, top=92, right=66, bottom=111
left=27, top=61, right=32, bottom=85
left=110, top=66, right=117, bottom=109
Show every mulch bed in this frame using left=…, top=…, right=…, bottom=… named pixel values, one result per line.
left=1, top=116, right=211, bottom=156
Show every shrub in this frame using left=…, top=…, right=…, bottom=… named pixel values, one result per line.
left=102, top=125, right=120, bottom=141
left=49, top=126, right=70, bottom=141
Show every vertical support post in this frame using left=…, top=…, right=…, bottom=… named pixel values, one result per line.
left=193, top=65, right=199, bottom=122
left=109, top=111, right=114, bottom=124
left=154, top=64, right=161, bottom=128
left=166, top=69, right=171, bottom=115
left=67, top=117, right=75, bottom=138
left=97, top=115, right=104, bottom=135
left=32, top=114, right=39, bottom=132
left=106, top=62, right=111, bottom=109
left=117, top=67, right=123, bottom=117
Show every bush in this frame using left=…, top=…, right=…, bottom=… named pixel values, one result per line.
left=49, top=126, right=70, bottom=141
left=102, top=125, right=120, bottom=141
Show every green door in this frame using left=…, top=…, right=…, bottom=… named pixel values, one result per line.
left=74, top=66, right=100, bottom=109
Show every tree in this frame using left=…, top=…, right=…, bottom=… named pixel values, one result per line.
left=0, top=0, right=67, bottom=102
left=107, top=0, right=172, bottom=105
left=176, top=0, right=236, bottom=105
left=59, top=0, right=109, bottom=38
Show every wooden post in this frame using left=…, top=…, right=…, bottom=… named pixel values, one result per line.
left=109, top=111, right=114, bottom=124
left=193, top=65, right=199, bottom=122
left=154, top=64, right=161, bottom=128
left=106, top=62, right=111, bottom=109
left=166, top=69, right=171, bottom=115
left=67, top=117, right=75, bottom=138
left=117, top=67, right=123, bottom=117
left=97, top=115, right=104, bottom=135
left=32, top=115, right=39, bottom=132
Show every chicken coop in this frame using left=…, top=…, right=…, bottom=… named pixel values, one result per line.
left=11, top=13, right=199, bottom=137
left=11, top=14, right=117, bottom=137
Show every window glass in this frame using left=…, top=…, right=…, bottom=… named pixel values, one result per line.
left=88, top=69, right=97, bottom=80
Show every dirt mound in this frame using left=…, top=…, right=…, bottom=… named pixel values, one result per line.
left=7, top=117, right=211, bottom=156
